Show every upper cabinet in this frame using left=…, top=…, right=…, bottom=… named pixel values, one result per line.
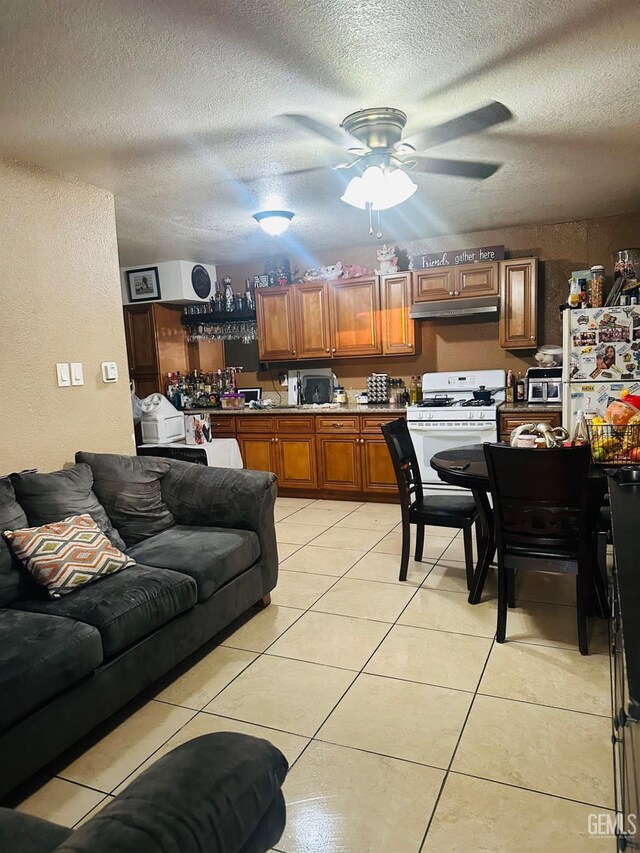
left=256, top=275, right=407, bottom=362
left=499, top=258, right=538, bottom=349
left=123, top=303, right=189, bottom=394
left=412, top=262, right=498, bottom=302
left=330, top=277, right=382, bottom=357
left=256, top=287, right=297, bottom=361
left=380, top=272, right=415, bottom=355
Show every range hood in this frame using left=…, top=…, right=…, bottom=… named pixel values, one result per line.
left=410, top=295, right=499, bottom=319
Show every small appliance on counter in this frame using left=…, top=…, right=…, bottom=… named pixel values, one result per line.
left=140, top=394, right=185, bottom=444
left=287, top=368, right=335, bottom=405
left=526, top=367, right=563, bottom=404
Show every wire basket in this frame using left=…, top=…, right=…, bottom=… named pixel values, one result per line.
left=587, top=422, right=640, bottom=465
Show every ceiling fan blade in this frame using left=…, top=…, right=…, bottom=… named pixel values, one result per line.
left=410, top=157, right=501, bottom=179
left=278, top=114, right=351, bottom=146
left=403, top=101, right=513, bottom=151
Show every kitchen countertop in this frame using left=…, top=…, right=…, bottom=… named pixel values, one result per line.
left=184, top=404, right=408, bottom=415
left=499, top=401, right=563, bottom=414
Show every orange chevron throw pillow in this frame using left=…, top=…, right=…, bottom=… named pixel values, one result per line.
left=4, top=514, right=134, bottom=598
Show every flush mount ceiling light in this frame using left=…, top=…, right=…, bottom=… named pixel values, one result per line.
left=253, top=210, right=295, bottom=236
left=340, top=164, right=417, bottom=211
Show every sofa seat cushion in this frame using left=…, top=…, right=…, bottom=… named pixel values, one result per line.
left=12, top=565, right=197, bottom=658
left=0, top=609, right=103, bottom=730
left=126, top=526, right=261, bottom=602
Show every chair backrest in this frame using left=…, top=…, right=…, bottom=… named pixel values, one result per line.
left=381, top=418, right=424, bottom=511
left=483, top=442, right=592, bottom=560
left=137, top=446, right=208, bottom=465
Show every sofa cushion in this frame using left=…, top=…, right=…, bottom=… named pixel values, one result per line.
left=0, top=808, right=72, bottom=853
left=12, top=565, right=197, bottom=658
left=0, top=609, right=103, bottom=731
left=0, top=478, right=37, bottom=606
left=127, top=525, right=261, bottom=602
left=5, top=514, right=135, bottom=598
left=10, top=465, right=125, bottom=550
left=75, top=452, right=175, bottom=546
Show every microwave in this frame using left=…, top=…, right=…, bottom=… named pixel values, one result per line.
left=526, top=367, right=563, bottom=404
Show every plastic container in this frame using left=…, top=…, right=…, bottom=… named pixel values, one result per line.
left=590, top=265, right=605, bottom=308
left=220, top=392, right=245, bottom=409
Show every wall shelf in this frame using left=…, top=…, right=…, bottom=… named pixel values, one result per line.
left=181, top=309, right=257, bottom=326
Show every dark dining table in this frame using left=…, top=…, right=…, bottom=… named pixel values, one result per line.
left=430, top=444, right=608, bottom=612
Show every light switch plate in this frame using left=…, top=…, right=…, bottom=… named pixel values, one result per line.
left=70, top=362, right=84, bottom=386
left=101, top=361, right=118, bottom=383
left=56, top=363, right=70, bottom=387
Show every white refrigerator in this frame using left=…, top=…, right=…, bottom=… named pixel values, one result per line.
left=562, top=306, right=640, bottom=432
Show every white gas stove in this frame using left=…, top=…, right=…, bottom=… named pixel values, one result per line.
left=407, top=369, right=506, bottom=491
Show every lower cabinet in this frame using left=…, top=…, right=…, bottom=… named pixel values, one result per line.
left=499, top=409, right=562, bottom=443
left=361, top=438, right=397, bottom=493
left=317, top=436, right=361, bottom=491
left=237, top=432, right=317, bottom=488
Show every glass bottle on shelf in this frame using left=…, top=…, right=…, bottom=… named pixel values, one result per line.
left=516, top=372, right=526, bottom=402
left=213, top=280, right=224, bottom=312
left=571, top=410, right=590, bottom=446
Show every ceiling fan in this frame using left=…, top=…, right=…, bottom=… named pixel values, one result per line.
left=276, top=101, right=513, bottom=207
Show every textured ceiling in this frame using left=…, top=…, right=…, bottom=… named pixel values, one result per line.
left=1, top=0, right=639, bottom=266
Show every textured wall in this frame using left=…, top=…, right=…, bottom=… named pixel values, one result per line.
left=0, top=157, right=134, bottom=473
left=217, top=210, right=640, bottom=392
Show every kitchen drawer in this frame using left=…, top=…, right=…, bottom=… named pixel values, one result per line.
left=360, top=414, right=404, bottom=433
left=274, top=416, right=315, bottom=433
left=500, top=413, right=562, bottom=436
left=316, top=416, right=359, bottom=433
left=235, top=416, right=274, bottom=433
left=208, top=416, right=236, bottom=434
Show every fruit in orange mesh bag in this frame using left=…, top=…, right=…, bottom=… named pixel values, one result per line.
left=628, top=447, right=640, bottom=462
left=605, top=399, right=639, bottom=426
left=622, top=410, right=640, bottom=450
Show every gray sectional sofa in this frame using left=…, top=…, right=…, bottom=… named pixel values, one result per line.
left=0, top=451, right=279, bottom=799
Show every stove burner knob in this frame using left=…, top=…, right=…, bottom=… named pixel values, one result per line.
left=469, top=411, right=475, bottom=419
left=478, top=412, right=485, bottom=419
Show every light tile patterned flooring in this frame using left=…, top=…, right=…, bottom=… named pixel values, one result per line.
left=12, top=497, right=614, bottom=851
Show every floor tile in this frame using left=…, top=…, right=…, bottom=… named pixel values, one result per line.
left=422, top=559, right=496, bottom=597
left=478, top=641, right=610, bottom=716
left=452, top=694, right=614, bottom=807
left=274, top=506, right=298, bottom=522
left=270, top=570, right=337, bottom=609
left=286, top=507, right=355, bottom=526
left=440, top=535, right=478, bottom=563
left=204, top=656, right=354, bottom=736
left=311, top=577, right=416, bottom=623
left=345, top=550, right=433, bottom=586
left=333, top=512, right=399, bottom=532
left=276, top=522, right=328, bottom=545
left=113, top=711, right=309, bottom=794
left=280, top=741, right=444, bottom=853
left=267, top=611, right=389, bottom=670
left=154, top=646, right=258, bottom=710
left=73, top=795, right=114, bottom=828
left=514, top=570, right=577, bottom=606
left=308, top=499, right=364, bottom=511
left=276, top=542, right=301, bottom=561
left=399, top=588, right=497, bottom=638
left=354, top=501, right=401, bottom=516
left=365, top=624, right=492, bottom=692
left=501, top=601, right=609, bottom=653
left=311, top=526, right=387, bottom=551
left=373, top=529, right=451, bottom=560
left=318, top=673, right=472, bottom=768
left=275, top=497, right=315, bottom=509
left=280, top=544, right=364, bottom=577
left=423, top=772, right=613, bottom=852
left=16, top=777, right=106, bottom=828
left=57, top=701, right=196, bottom=793
left=221, top=605, right=304, bottom=653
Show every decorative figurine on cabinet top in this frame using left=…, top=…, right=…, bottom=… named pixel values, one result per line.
left=375, top=244, right=399, bottom=275
left=321, top=261, right=344, bottom=280
left=342, top=264, right=372, bottom=278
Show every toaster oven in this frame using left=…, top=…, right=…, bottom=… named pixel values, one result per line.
left=526, top=367, right=563, bottom=404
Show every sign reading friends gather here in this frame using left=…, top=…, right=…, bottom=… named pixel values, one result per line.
left=413, top=245, right=505, bottom=269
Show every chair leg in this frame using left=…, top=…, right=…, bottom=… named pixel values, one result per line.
left=463, top=525, right=474, bottom=591
left=399, top=518, right=411, bottom=582
left=576, top=574, right=589, bottom=656
left=597, top=531, right=607, bottom=586
left=507, top=568, right=516, bottom=608
left=496, top=561, right=508, bottom=643
left=414, top=523, right=425, bottom=562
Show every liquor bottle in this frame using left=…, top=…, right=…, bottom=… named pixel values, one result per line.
left=409, top=376, right=420, bottom=405
left=213, top=280, right=224, bottom=312
left=505, top=369, right=515, bottom=403
left=245, top=279, right=254, bottom=310
left=571, top=410, right=589, bottom=446
left=224, top=278, right=234, bottom=312
left=516, top=372, right=526, bottom=402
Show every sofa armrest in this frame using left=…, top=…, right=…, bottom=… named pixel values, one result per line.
left=56, top=733, right=288, bottom=853
left=161, top=462, right=278, bottom=596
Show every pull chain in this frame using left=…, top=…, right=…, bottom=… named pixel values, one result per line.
left=368, top=203, right=373, bottom=236
left=376, top=209, right=382, bottom=239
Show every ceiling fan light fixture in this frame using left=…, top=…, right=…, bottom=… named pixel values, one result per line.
left=253, top=210, right=295, bottom=236
left=340, top=166, right=417, bottom=211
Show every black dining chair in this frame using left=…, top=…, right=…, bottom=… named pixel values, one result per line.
left=483, top=442, right=596, bottom=655
left=381, top=419, right=479, bottom=583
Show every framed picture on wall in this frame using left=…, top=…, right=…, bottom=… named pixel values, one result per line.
left=127, top=267, right=161, bottom=302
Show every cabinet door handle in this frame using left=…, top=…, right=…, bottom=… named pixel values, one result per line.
left=454, top=291, right=460, bottom=296
left=274, top=437, right=279, bottom=443
left=449, top=291, right=454, bottom=296
left=530, top=336, right=535, bottom=340
left=292, top=350, right=296, bottom=355
left=333, top=422, right=343, bottom=427
left=326, top=348, right=330, bottom=353
left=332, top=348, right=336, bottom=353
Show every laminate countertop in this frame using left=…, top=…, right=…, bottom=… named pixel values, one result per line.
left=184, top=405, right=408, bottom=415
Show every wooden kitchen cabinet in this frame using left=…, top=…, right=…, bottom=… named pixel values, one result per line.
left=317, top=436, right=361, bottom=491
left=277, top=435, right=318, bottom=488
left=256, top=288, right=297, bottom=360
left=412, top=268, right=456, bottom=302
left=123, top=303, right=189, bottom=395
left=294, top=282, right=332, bottom=359
left=499, top=408, right=561, bottom=443
left=412, top=263, right=498, bottom=303
left=329, top=277, right=382, bottom=357
left=361, top=437, right=397, bottom=493
left=457, top=263, right=498, bottom=297
left=380, top=273, right=415, bottom=355
left=238, top=435, right=278, bottom=473
left=499, top=258, right=538, bottom=349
